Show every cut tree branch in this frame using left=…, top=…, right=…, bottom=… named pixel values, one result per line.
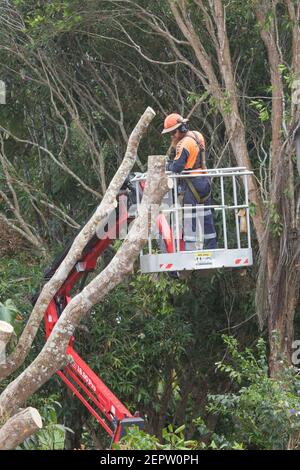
left=0, top=321, right=14, bottom=355
left=0, top=107, right=156, bottom=382
left=0, top=407, right=42, bottom=450
left=0, top=154, right=169, bottom=419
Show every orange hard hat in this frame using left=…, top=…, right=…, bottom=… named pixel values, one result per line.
left=161, top=113, right=189, bottom=134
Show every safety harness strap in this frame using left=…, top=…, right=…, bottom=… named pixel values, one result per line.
left=186, top=178, right=211, bottom=204
left=184, top=131, right=211, bottom=203
left=189, top=131, right=206, bottom=170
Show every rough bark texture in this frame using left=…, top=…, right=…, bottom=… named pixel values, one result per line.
left=253, top=0, right=300, bottom=373
left=0, top=155, right=168, bottom=420
left=0, top=106, right=156, bottom=381
left=0, top=321, right=14, bottom=355
left=0, top=407, right=42, bottom=450
left=164, top=0, right=299, bottom=373
left=255, top=3, right=284, bottom=177
left=166, top=0, right=300, bottom=373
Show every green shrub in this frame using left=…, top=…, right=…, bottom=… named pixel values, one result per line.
left=207, top=336, right=300, bottom=450
left=19, top=397, right=73, bottom=450
left=115, top=424, right=196, bottom=451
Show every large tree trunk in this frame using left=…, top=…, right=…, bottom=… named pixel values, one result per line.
left=268, top=271, right=300, bottom=373
left=254, top=1, right=300, bottom=373
left=0, top=154, right=169, bottom=421
left=164, top=0, right=300, bottom=373
left=264, top=163, right=300, bottom=373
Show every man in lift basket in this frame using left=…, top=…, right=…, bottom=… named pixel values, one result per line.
left=162, top=113, right=217, bottom=251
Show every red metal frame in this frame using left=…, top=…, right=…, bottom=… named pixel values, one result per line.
left=43, top=186, right=177, bottom=445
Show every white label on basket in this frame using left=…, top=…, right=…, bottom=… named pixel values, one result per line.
left=195, top=252, right=213, bottom=265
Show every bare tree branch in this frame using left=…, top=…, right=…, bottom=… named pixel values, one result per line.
left=0, top=153, right=169, bottom=419
left=0, top=107, right=156, bottom=381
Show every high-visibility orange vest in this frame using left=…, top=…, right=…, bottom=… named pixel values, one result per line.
left=175, top=131, right=206, bottom=171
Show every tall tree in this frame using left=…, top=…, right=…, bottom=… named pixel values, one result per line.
left=105, top=0, right=300, bottom=373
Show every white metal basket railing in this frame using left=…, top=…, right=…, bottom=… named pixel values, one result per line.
left=131, top=167, right=253, bottom=273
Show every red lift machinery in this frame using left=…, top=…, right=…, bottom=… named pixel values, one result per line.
left=40, top=168, right=253, bottom=446
left=41, top=179, right=143, bottom=446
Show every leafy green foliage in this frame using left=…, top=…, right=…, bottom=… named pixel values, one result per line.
left=114, top=426, right=159, bottom=450
left=70, top=266, right=257, bottom=447
left=160, top=424, right=196, bottom=450
left=115, top=424, right=196, bottom=450
left=115, top=420, right=245, bottom=450
left=0, top=299, right=19, bottom=324
left=207, top=336, right=300, bottom=449
left=19, top=397, right=73, bottom=450
left=1, top=0, right=299, bottom=452
left=0, top=256, right=41, bottom=336
left=250, top=100, right=270, bottom=122
left=193, top=417, right=244, bottom=450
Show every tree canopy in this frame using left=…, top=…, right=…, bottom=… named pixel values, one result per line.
left=0, top=0, right=299, bottom=451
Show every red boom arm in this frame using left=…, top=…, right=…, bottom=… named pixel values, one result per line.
left=43, top=184, right=178, bottom=445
